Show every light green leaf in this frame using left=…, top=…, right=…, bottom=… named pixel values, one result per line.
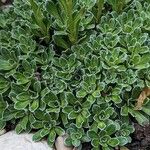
left=81, top=109, right=90, bottom=118
left=15, top=123, right=24, bottom=134
left=72, top=139, right=81, bottom=147
left=91, top=139, right=99, bottom=147
left=20, top=116, right=28, bottom=130
left=53, top=35, right=70, bottom=49
left=108, top=138, right=119, bottom=147
left=13, top=73, right=29, bottom=85
left=117, top=136, right=128, bottom=146
left=0, top=59, right=14, bottom=70
left=32, top=129, right=43, bottom=142
left=105, top=123, right=117, bottom=135
left=0, top=121, right=6, bottom=130
left=29, top=100, right=39, bottom=112
left=55, top=127, right=65, bottom=136
left=68, top=111, right=78, bottom=119
left=48, top=128, right=56, bottom=143
left=14, top=101, right=30, bottom=110
left=76, top=89, right=87, bottom=98
left=40, top=128, right=49, bottom=137
left=76, top=114, right=84, bottom=128
left=33, top=81, right=41, bottom=92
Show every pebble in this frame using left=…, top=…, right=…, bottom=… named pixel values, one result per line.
left=55, top=136, right=74, bottom=150
left=0, top=131, right=52, bottom=150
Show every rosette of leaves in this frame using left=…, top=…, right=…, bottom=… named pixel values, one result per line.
left=98, top=15, right=122, bottom=35
left=64, top=124, right=90, bottom=148
left=52, top=53, right=80, bottom=81
left=84, top=54, right=102, bottom=74
left=88, top=121, right=127, bottom=150
left=135, top=1, right=150, bottom=31
left=100, top=47, right=127, bottom=72
left=76, top=74, right=105, bottom=98
left=63, top=92, right=91, bottom=128
left=117, top=9, right=143, bottom=33
left=120, top=29, right=150, bottom=70
left=91, top=103, right=116, bottom=130
left=107, top=0, right=132, bottom=13
left=31, top=110, right=65, bottom=146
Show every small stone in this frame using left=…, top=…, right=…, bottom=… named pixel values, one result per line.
left=1, top=0, right=7, bottom=3
left=55, top=136, right=73, bottom=150
left=0, top=129, right=6, bottom=136
left=0, top=131, right=52, bottom=150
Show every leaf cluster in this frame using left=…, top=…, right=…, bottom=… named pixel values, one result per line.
left=0, top=0, right=150, bottom=150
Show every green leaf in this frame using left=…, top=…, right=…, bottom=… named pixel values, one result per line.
left=14, top=101, right=30, bottom=110
left=81, top=109, right=90, bottom=118
left=40, top=128, right=49, bottom=137
left=68, top=111, right=78, bottom=119
left=46, top=0, right=61, bottom=21
left=33, top=81, right=41, bottom=92
left=29, top=0, right=49, bottom=38
left=48, top=128, right=56, bottom=143
left=53, top=35, right=70, bottom=49
left=16, top=92, right=30, bottom=101
left=66, top=92, right=77, bottom=105
left=55, top=127, right=65, bottom=136
left=0, top=121, right=6, bottom=130
left=42, top=91, right=58, bottom=104
left=13, top=73, right=29, bottom=85
left=105, top=123, right=117, bottom=135
left=0, top=75, right=10, bottom=94
left=112, top=95, right=122, bottom=104
left=22, top=60, right=32, bottom=72
left=108, top=138, right=120, bottom=147
left=76, top=114, right=84, bottom=128
left=31, top=120, right=43, bottom=129
left=129, top=108, right=149, bottom=125
left=88, top=130, right=98, bottom=139
left=92, top=90, right=101, bottom=98
left=60, top=92, right=68, bottom=108
left=76, top=89, right=87, bottom=98
left=29, top=100, right=39, bottom=112
left=98, top=121, right=106, bottom=130
left=0, top=59, right=14, bottom=70
left=20, top=116, right=28, bottom=130
left=0, top=95, right=8, bottom=118
left=64, top=137, right=73, bottom=147
left=91, top=139, right=99, bottom=147
left=32, top=129, right=43, bottom=142
left=117, top=136, right=128, bottom=146
left=72, top=139, right=81, bottom=147
left=15, top=123, right=24, bottom=134
left=121, top=105, right=129, bottom=116
left=142, top=105, right=150, bottom=116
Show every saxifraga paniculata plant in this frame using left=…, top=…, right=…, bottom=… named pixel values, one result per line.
left=0, top=0, right=150, bottom=150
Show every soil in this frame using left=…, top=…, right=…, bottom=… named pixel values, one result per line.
left=5, top=121, right=16, bottom=132
left=82, top=142, right=92, bottom=150
left=127, top=123, right=150, bottom=150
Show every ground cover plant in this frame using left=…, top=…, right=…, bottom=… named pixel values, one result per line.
left=0, top=0, right=150, bottom=149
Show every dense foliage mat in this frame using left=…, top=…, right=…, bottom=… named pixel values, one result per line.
left=0, top=0, right=150, bottom=149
